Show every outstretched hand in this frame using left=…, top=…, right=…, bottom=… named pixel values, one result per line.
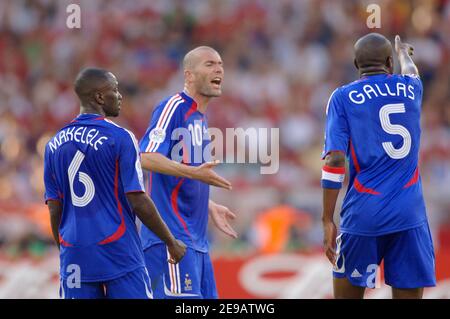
left=395, top=35, right=414, bottom=56
left=209, top=201, right=238, bottom=239
left=192, top=160, right=232, bottom=190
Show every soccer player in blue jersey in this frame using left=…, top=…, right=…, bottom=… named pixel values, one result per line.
left=321, top=33, right=436, bottom=299
left=139, top=46, right=237, bottom=299
left=44, top=68, right=186, bottom=299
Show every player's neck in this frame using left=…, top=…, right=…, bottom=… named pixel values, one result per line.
left=183, top=87, right=210, bottom=114
left=359, top=66, right=390, bottom=77
left=360, top=71, right=387, bottom=77
left=80, top=104, right=105, bottom=117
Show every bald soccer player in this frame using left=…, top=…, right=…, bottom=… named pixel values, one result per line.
left=321, top=34, right=436, bottom=299
left=139, top=47, right=237, bottom=299
left=44, top=68, right=186, bottom=299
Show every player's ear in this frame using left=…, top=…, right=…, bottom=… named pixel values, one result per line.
left=353, top=58, right=359, bottom=71
left=185, top=69, right=193, bottom=82
left=386, top=56, right=394, bottom=73
left=94, top=92, right=104, bottom=105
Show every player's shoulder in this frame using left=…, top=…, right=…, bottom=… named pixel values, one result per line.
left=102, top=118, right=124, bottom=131
left=45, top=127, right=63, bottom=151
left=398, top=73, right=422, bottom=84
left=338, top=77, right=368, bottom=92
left=149, top=92, right=192, bottom=130
left=102, top=118, right=137, bottom=142
left=387, top=73, right=423, bottom=92
left=45, top=121, right=75, bottom=149
left=396, top=73, right=421, bottom=79
left=154, top=92, right=187, bottom=111
left=326, top=86, right=344, bottom=106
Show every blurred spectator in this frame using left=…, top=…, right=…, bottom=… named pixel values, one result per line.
left=0, top=0, right=449, bottom=257
left=250, top=204, right=313, bottom=254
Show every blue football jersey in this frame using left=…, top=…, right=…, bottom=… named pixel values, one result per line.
left=322, top=74, right=428, bottom=236
left=139, top=91, right=211, bottom=253
left=44, top=113, right=146, bottom=282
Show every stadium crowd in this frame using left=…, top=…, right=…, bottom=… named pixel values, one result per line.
left=0, top=0, right=449, bottom=257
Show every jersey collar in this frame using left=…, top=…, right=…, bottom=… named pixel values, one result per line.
left=71, top=113, right=105, bottom=123
left=180, top=91, right=199, bottom=113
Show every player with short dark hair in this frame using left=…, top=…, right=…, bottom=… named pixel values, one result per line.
left=44, top=67, right=186, bottom=299
left=139, top=46, right=237, bottom=299
left=321, top=34, right=436, bottom=299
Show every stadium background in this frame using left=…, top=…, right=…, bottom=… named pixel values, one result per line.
left=0, top=0, right=449, bottom=298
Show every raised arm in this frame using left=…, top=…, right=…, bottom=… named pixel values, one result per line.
left=395, top=35, right=419, bottom=76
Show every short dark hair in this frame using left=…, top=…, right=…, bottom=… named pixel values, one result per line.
left=74, top=67, right=111, bottom=99
left=354, top=33, right=392, bottom=69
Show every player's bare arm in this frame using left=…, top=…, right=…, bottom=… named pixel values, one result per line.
left=141, top=152, right=232, bottom=190
left=47, top=200, right=62, bottom=250
left=395, top=35, right=419, bottom=76
left=126, top=192, right=186, bottom=263
left=322, top=151, right=346, bottom=265
left=208, top=200, right=238, bottom=239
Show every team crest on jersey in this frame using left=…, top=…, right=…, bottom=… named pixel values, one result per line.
left=184, top=273, right=192, bottom=291
left=149, top=128, right=166, bottom=143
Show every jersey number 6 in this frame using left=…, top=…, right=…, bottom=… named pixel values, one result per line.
left=68, top=150, right=95, bottom=207
left=379, top=103, right=411, bottom=159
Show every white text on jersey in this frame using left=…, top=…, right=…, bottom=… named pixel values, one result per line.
left=49, top=126, right=108, bottom=153
left=348, top=82, right=415, bottom=104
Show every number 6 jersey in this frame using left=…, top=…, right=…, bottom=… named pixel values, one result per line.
left=43, top=113, right=146, bottom=282
left=322, top=74, right=428, bottom=236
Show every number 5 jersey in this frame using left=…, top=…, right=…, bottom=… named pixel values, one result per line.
left=322, top=74, right=428, bottom=236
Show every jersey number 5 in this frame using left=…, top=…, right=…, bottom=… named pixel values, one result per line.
left=379, top=103, right=411, bottom=159
left=68, top=150, right=95, bottom=207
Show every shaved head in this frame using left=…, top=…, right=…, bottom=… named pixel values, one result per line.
left=354, top=33, right=393, bottom=74
left=182, top=46, right=224, bottom=100
left=183, top=46, right=220, bottom=71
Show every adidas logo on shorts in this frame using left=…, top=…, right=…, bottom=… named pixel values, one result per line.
left=351, top=269, right=362, bottom=278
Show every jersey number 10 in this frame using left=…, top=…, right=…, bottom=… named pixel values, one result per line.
left=68, top=150, right=95, bottom=207
left=379, top=103, right=411, bottom=159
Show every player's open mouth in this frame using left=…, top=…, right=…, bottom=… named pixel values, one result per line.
left=211, top=78, right=222, bottom=88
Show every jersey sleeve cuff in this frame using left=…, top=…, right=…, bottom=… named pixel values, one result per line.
left=321, top=180, right=343, bottom=189
left=321, top=150, right=346, bottom=160
left=45, top=198, right=61, bottom=204
left=140, top=150, right=168, bottom=156
left=125, top=190, right=145, bottom=194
